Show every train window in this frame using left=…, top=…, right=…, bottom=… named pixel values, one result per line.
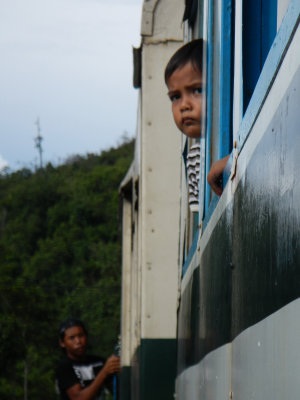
left=242, top=0, right=277, bottom=113
left=234, top=0, right=281, bottom=141
left=181, top=0, right=297, bottom=274
left=203, top=0, right=278, bottom=219
left=182, top=0, right=235, bottom=254
left=179, top=0, right=204, bottom=262
left=235, top=0, right=298, bottom=149
left=180, top=0, right=234, bottom=247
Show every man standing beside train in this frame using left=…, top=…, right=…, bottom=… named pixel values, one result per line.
left=56, top=318, right=120, bottom=400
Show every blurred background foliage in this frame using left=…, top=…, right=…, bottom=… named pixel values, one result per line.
left=0, top=139, right=134, bottom=399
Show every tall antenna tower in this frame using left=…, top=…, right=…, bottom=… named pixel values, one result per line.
left=34, top=118, right=43, bottom=169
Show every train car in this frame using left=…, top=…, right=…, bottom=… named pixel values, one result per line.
left=119, top=1, right=184, bottom=399
left=120, top=0, right=300, bottom=399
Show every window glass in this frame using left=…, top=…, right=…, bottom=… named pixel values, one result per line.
left=242, top=0, right=277, bottom=112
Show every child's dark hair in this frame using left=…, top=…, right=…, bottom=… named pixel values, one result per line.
left=164, top=39, right=203, bottom=85
left=59, top=318, right=88, bottom=341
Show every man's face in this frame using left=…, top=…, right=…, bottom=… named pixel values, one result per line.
left=167, top=62, right=202, bottom=138
left=60, top=326, right=87, bottom=360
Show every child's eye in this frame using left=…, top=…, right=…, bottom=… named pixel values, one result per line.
left=194, top=87, right=203, bottom=94
left=168, top=93, right=180, bottom=102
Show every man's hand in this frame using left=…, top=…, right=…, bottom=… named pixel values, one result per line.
left=66, top=355, right=120, bottom=400
left=102, top=355, right=120, bottom=378
left=207, top=155, right=230, bottom=196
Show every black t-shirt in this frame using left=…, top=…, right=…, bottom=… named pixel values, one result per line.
left=56, top=355, right=110, bottom=400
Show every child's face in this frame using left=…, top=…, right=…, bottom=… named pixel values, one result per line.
left=167, top=62, right=202, bottom=138
left=60, top=325, right=87, bottom=360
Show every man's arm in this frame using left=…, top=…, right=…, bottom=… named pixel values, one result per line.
left=66, top=355, right=120, bottom=400
left=207, top=155, right=230, bottom=196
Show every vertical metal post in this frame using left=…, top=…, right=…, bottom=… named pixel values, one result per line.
left=204, top=0, right=214, bottom=214
left=219, top=0, right=233, bottom=159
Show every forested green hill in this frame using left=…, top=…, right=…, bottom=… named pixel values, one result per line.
left=0, top=139, right=134, bottom=399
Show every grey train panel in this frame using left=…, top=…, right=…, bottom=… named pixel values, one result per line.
left=176, top=343, right=231, bottom=400
left=232, top=299, right=300, bottom=400
left=177, top=299, right=300, bottom=400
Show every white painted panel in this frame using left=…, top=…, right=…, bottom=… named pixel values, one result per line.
left=139, top=0, right=184, bottom=340
left=142, top=0, right=185, bottom=41
left=121, top=198, right=133, bottom=365
left=140, top=40, right=183, bottom=339
left=176, top=343, right=231, bottom=400
left=176, top=300, right=300, bottom=399
left=232, top=299, right=300, bottom=400
left=277, top=0, right=290, bottom=29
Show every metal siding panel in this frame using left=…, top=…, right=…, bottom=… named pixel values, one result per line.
left=232, top=300, right=300, bottom=400
left=120, top=366, right=131, bottom=400
left=232, top=68, right=300, bottom=338
left=140, top=339, right=177, bottom=400
left=176, top=344, right=231, bottom=399
left=177, top=203, right=233, bottom=372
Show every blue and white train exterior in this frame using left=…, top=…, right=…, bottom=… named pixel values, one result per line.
left=177, top=0, right=300, bottom=399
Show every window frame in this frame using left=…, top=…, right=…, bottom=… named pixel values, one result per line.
left=204, top=0, right=234, bottom=218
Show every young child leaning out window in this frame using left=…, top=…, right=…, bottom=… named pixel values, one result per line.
left=164, top=39, right=229, bottom=202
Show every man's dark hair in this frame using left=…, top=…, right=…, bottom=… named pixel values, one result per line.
left=164, top=39, right=204, bottom=85
left=59, top=318, right=88, bottom=341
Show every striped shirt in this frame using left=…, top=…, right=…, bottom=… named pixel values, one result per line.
left=186, top=143, right=200, bottom=212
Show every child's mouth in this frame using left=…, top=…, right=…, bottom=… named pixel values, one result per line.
left=183, top=118, right=195, bottom=125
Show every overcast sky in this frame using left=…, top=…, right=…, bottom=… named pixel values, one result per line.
left=0, top=0, right=143, bottom=171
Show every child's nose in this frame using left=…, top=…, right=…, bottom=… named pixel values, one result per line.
left=180, top=94, right=192, bottom=111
